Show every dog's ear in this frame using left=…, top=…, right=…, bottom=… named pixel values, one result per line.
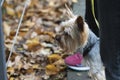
left=75, top=16, right=84, bottom=31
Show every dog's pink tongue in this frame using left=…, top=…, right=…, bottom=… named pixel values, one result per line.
left=65, top=52, right=83, bottom=66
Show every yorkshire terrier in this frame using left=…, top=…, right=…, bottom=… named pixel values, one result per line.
left=55, top=7, right=105, bottom=80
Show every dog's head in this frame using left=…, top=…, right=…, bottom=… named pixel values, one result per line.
left=55, top=8, right=89, bottom=53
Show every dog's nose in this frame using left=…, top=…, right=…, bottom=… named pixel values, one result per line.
left=55, top=35, right=61, bottom=41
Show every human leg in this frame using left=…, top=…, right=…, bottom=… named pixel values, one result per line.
left=98, top=0, right=120, bottom=80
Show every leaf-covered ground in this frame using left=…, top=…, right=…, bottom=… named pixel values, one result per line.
left=2, top=0, right=77, bottom=80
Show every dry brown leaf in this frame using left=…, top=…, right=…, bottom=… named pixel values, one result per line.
left=46, top=64, right=59, bottom=75
left=32, top=64, right=39, bottom=69
left=16, top=11, right=21, bottom=18
left=9, top=31, right=16, bottom=39
left=26, top=68, right=34, bottom=74
left=35, top=29, right=55, bottom=38
left=39, top=35, right=54, bottom=43
left=7, top=67, right=15, bottom=74
left=30, top=0, right=39, bottom=7
left=10, top=53, right=18, bottom=62
left=3, top=21, right=11, bottom=36
left=26, top=38, right=39, bottom=45
left=43, top=32, right=55, bottom=38
left=24, top=20, right=35, bottom=27
left=15, top=6, right=23, bottom=18
left=26, top=38, right=41, bottom=51
left=7, top=61, right=14, bottom=67
left=14, top=56, right=23, bottom=70
left=25, top=12, right=35, bottom=18
left=39, top=48, right=51, bottom=56
left=9, top=77, right=14, bottom=80
left=19, top=31, right=27, bottom=37
left=20, top=28, right=29, bottom=32
left=53, top=59, right=66, bottom=70
left=6, top=6, right=15, bottom=16
left=48, top=54, right=61, bottom=63
left=23, top=63, right=31, bottom=70
left=30, top=32, right=38, bottom=38
left=3, top=0, right=68, bottom=79
left=5, top=42, right=12, bottom=50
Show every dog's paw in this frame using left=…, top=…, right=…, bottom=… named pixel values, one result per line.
left=92, top=72, right=106, bottom=80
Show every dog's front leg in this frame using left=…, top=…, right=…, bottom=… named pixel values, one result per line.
left=85, top=43, right=106, bottom=80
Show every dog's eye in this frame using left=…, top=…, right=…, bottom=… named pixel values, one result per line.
left=55, top=35, right=61, bottom=41
left=64, top=32, right=68, bottom=35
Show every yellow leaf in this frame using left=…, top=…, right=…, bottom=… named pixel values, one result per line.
left=16, top=11, right=21, bottom=18
left=48, top=54, right=61, bottom=63
left=3, top=21, right=11, bottom=36
left=6, top=6, right=15, bottom=16
left=53, top=59, right=66, bottom=70
left=26, top=38, right=41, bottom=51
left=9, top=77, right=14, bottom=80
left=26, top=38, right=39, bottom=44
left=32, top=64, right=39, bottom=69
left=30, top=0, right=39, bottom=7
left=46, top=64, right=59, bottom=75
left=7, top=67, right=14, bottom=74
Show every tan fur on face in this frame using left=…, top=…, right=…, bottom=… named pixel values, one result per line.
left=56, top=17, right=89, bottom=53
left=79, top=22, right=89, bottom=47
left=55, top=6, right=89, bottom=53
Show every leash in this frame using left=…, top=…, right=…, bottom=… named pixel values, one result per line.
left=6, top=0, right=31, bottom=66
left=91, top=0, right=99, bottom=28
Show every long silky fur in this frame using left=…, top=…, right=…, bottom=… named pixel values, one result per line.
left=55, top=6, right=105, bottom=80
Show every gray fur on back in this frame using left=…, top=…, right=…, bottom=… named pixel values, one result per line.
left=81, top=29, right=105, bottom=80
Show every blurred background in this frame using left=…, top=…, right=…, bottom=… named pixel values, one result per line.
left=2, top=0, right=75, bottom=80
left=1, top=0, right=98, bottom=80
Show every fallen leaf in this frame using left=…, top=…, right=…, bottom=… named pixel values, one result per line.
left=9, top=31, right=16, bottom=39
left=46, top=64, right=59, bottom=75
left=9, top=77, right=14, bottom=80
left=3, top=21, right=11, bottom=36
left=48, top=54, right=61, bottom=63
left=32, top=64, right=39, bottom=69
left=6, top=6, right=15, bottom=16
left=3, top=0, right=68, bottom=79
left=39, top=35, right=54, bottom=43
left=42, top=74, right=50, bottom=80
left=24, top=20, right=35, bottom=27
left=19, top=31, right=27, bottom=37
left=7, top=61, right=14, bottom=67
left=30, top=0, right=39, bottom=7
left=31, top=32, right=37, bottom=38
left=39, top=48, right=51, bottom=56
left=53, top=59, right=66, bottom=70
left=26, top=38, right=41, bottom=51
left=15, top=6, right=23, bottom=18
left=26, top=68, right=34, bottom=74
left=7, top=67, right=15, bottom=74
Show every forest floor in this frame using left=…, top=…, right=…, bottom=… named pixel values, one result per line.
left=2, top=0, right=90, bottom=80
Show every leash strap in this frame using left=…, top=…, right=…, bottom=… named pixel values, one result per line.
left=91, top=0, right=99, bottom=28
